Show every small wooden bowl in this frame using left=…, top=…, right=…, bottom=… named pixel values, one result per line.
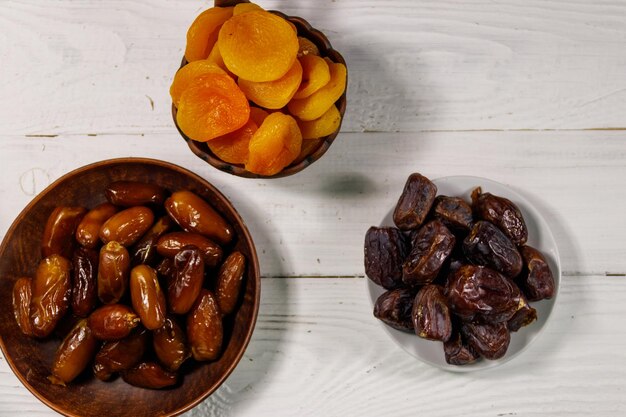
left=0, top=158, right=260, bottom=417
left=172, top=0, right=348, bottom=178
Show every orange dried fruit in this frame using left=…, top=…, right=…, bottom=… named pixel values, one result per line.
left=249, top=107, right=270, bottom=126
left=292, top=55, right=330, bottom=99
left=246, top=113, right=303, bottom=176
left=297, top=104, right=341, bottom=139
left=218, top=11, right=298, bottom=82
left=293, top=138, right=324, bottom=165
left=287, top=61, right=346, bottom=121
left=207, top=119, right=258, bottom=164
left=170, top=61, right=226, bottom=106
left=297, top=37, right=319, bottom=57
left=233, top=2, right=264, bottom=15
left=176, top=74, right=250, bottom=142
left=185, top=7, right=234, bottom=62
left=206, top=43, right=236, bottom=78
left=238, top=59, right=303, bottom=109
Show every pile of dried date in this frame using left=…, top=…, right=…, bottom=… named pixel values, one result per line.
left=12, top=181, right=247, bottom=388
left=365, top=173, right=555, bottom=365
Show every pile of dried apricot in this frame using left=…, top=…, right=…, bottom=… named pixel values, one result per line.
left=171, top=2, right=346, bottom=176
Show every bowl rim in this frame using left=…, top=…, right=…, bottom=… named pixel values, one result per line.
left=0, top=157, right=261, bottom=417
left=171, top=9, right=348, bottom=179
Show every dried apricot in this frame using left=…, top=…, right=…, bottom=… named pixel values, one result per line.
left=206, top=43, right=236, bottom=78
left=176, top=74, right=250, bottom=142
left=233, top=2, right=263, bottom=15
left=249, top=107, right=269, bottom=126
left=246, top=113, right=302, bottom=175
left=207, top=119, right=258, bottom=164
left=218, top=11, right=298, bottom=82
left=170, top=61, right=226, bottom=106
left=287, top=60, right=346, bottom=121
left=293, top=55, right=330, bottom=99
left=297, top=37, right=320, bottom=57
left=238, top=59, right=303, bottom=109
left=185, top=7, right=234, bottom=62
left=297, top=104, right=341, bottom=139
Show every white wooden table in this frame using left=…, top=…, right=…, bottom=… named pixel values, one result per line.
left=1, top=1, right=626, bottom=416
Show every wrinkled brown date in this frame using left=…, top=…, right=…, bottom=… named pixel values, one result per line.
left=153, top=317, right=190, bottom=372
left=49, top=319, right=98, bottom=385
left=72, top=247, right=99, bottom=317
left=187, top=289, right=223, bottom=361
left=75, top=203, right=118, bottom=249
left=393, top=173, right=437, bottom=230
left=447, top=265, right=522, bottom=323
left=30, top=255, right=72, bottom=338
left=432, top=196, right=473, bottom=231
left=216, top=251, right=246, bottom=315
left=463, top=221, right=522, bottom=278
left=98, top=241, right=130, bottom=304
left=518, top=245, right=555, bottom=301
left=165, top=190, right=233, bottom=245
left=364, top=227, right=409, bottom=289
left=130, top=265, right=167, bottom=330
left=12, top=277, right=33, bottom=336
left=461, top=321, right=510, bottom=360
left=472, top=187, right=528, bottom=245
left=444, top=330, right=480, bottom=365
left=169, top=246, right=205, bottom=315
left=403, top=220, right=455, bottom=286
left=105, top=181, right=166, bottom=207
left=122, top=362, right=178, bottom=389
left=131, top=216, right=175, bottom=266
left=99, top=206, right=155, bottom=247
left=89, top=304, right=140, bottom=340
left=412, top=285, right=452, bottom=341
left=507, top=295, right=537, bottom=332
left=93, top=328, right=149, bottom=381
left=42, top=206, right=87, bottom=258
left=157, top=232, right=223, bottom=267
left=373, top=288, right=415, bottom=332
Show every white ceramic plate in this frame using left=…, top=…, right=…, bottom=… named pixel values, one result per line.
left=366, top=176, right=561, bottom=372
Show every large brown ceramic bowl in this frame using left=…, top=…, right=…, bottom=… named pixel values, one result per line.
left=0, top=158, right=260, bottom=417
left=172, top=0, right=347, bottom=178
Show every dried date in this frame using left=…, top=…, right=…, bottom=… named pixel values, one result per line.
left=373, top=288, right=415, bottom=332
left=122, top=362, right=177, bottom=389
left=89, top=304, right=140, bottom=341
left=364, top=227, right=409, bottom=289
left=153, top=317, right=190, bottom=372
left=411, top=285, right=452, bottom=341
left=432, top=196, right=473, bottom=231
left=71, top=247, right=99, bottom=317
left=461, top=321, right=510, bottom=360
left=157, top=232, right=223, bottom=267
left=99, top=206, right=155, bottom=247
left=49, top=320, right=98, bottom=385
left=187, top=289, right=223, bottom=361
left=402, top=220, right=455, bottom=286
left=130, top=216, right=175, bottom=266
left=444, top=330, right=480, bottom=365
left=75, top=203, right=118, bottom=249
left=447, top=265, right=522, bottom=323
left=471, top=187, right=528, bottom=245
left=42, top=206, right=87, bottom=258
left=463, top=221, right=522, bottom=278
left=393, top=173, right=437, bottom=230
left=93, top=328, right=149, bottom=381
left=12, top=277, right=33, bottom=336
left=130, top=265, right=167, bottom=330
left=98, top=241, right=130, bottom=304
left=105, top=181, right=166, bottom=207
left=215, top=251, right=246, bottom=315
left=518, top=245, right=555, bottom=301
left=30, top=255, right=72, bottom=338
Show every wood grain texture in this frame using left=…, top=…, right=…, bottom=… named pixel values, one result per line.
left=0, top=132, right=624, bottom=277
left=0, top=276, right=624, bottom=416
left=1, top=0, right=626, bottom=135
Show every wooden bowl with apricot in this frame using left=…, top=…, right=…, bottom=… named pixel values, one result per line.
left=171, top=0, right=347, bottom=178
left=0, top=158, right=260, bottom=417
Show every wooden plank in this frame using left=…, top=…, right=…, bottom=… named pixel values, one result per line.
left=0, top=276, right=624, bottom=416
left=1, top=0, right=626, bottom=135
left=0, top=130, right=624, bottom=276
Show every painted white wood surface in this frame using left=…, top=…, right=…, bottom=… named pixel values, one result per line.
left=1, top=1, right=626, bottom=134
left=0, top=0, right=626, bottom=416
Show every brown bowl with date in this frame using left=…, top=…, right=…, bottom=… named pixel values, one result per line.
left=171, top=0, right=347, bottom=178
left=0, top=158, right=260, bottom=416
